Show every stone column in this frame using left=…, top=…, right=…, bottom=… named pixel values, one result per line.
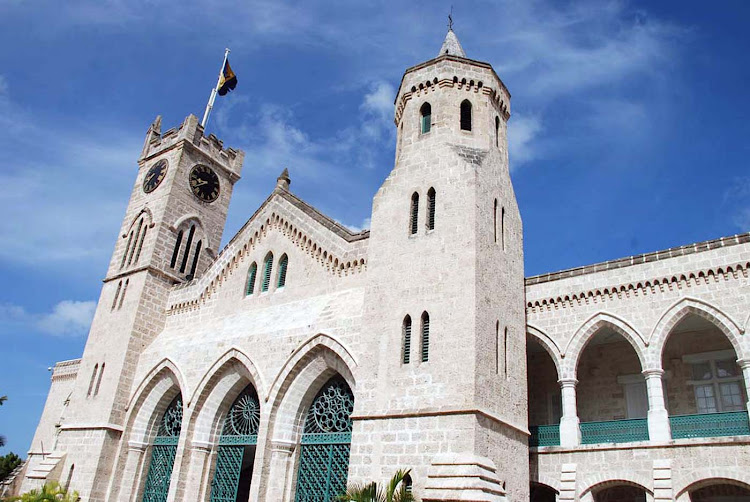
left=180, top=441, right=213, bottom=502
left=119, top=441, right=147, bottom=502
left=739, top=359, right=750, bottom=416
left=643, top=369, right=671, bottom=442
left=652, top=459, right=673, bottom=502
left=558, top=379, right=580, bottom=447
left=264, top=440, right=296, bottom=501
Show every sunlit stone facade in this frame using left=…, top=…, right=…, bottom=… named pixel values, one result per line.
left=9, top=30, right=750, bottom=502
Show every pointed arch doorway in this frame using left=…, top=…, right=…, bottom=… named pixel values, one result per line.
left=209, top=385, right=261, bottom=502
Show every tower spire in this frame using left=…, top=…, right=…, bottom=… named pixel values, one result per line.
left=438, top=25, right=466, bottom=58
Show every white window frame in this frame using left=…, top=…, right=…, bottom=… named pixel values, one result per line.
left=683, top=349, right=745, bottom=414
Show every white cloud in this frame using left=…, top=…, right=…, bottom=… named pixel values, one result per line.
left=508, top=114, right=543, bottom=168
left=0, top=300, right=96, bottom=337
left=724, top=177, right=750, bottom=232
left=342, top=217, right=371, bottom=233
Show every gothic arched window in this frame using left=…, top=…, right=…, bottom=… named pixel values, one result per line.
left=94, top=363, right=105, bottom=396
left=495, top=116, right=500, bottom=147
left=209, top=385, right=261, bottom=502
left=420, top=102, right=431, bottom=134
left=170, top=230, right=183, bottom=269
left=460, top=100, right=472, bottom=131
left=141, top=394, right=182, bottom=502
left=426, top=188, right=436, bottom=231
left=295, top=376, right=354, bottom=502
left=261, top=252, right=273, bottom=292
left=246, top=262, right=257, bottom=296
left=403, top=315, right=412, bottom=364
left=179, top=225, right=196, bottom=273
left=188, top=240, right=202, bottom=279
left=421, top=312, right=430, bottom=362
left=87, top=364, right=98, bottom=397
left=410, top=192, right=419, bottom=235
left=277, top=254, right=289, bottom=288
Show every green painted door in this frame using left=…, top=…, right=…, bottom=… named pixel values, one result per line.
left=142, top=394, right=183, bottom=502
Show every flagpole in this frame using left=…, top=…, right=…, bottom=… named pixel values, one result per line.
left=201, top=47, right=230, bottom=129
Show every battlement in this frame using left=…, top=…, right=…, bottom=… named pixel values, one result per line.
left=139, top=114, right=244, bottom=180
left=51, top=358, right=80, bottom=382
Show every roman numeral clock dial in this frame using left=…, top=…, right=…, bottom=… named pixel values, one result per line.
left=142, top=159, right=168, bottom=194
left=189, top=164, right=220, bottom=203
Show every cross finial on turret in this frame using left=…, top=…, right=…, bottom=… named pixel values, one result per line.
left=448, top=6, right=453, bottom=31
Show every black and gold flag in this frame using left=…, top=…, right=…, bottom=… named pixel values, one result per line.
left=217, top=60, right=237, bottom=96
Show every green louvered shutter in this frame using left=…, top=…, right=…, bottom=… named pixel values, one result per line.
left=261, top=254, right=273, bottom=292
left=277, top=255, right=288, bottom=287
left=246, top=263, right=257, bottom=295
left=421, top=312, right=430, bottom=362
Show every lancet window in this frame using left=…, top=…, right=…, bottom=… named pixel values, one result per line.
left=209, top=385, right=261, bottom=502
left=420, top=102, right=431, bottom=134
left=295, top=376, right=354, bottom=502
left=460, top=100, right=472, bottom=131
left=141, top=394, right=183, bottom=502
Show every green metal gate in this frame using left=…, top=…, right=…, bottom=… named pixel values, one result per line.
left=209, top=385, right=261, bottom=502
left=295, top=377, right=354, bottom=502
left=142, top=394, right=183, bottom=502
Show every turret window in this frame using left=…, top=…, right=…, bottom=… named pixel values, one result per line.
left=420, top=102, right=431, bottom=134
left=421, top=311, right=430, bottom=362
left=495, top=116, right=500, bottom=147
left=410, top=192, right=419, bottom=235
left=403, top=315, right=412, bottom=364
left=246, top=262, right=257, bottom=295
left=460, top=100, right=472, bottom=131
left=277, top=254, right=288, bottom=288
left=261, top=252, right=273, bottom=292
left=87, top=364, right=98, bottom=397
left=426, top=188, right=436, bottom=231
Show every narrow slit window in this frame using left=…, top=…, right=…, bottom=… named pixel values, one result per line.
left=493, top=199, right=498, bottom=244
left=94, top=363, right=105, bottom=396
left=277, top=254, right=288, bottom=288
left=426, top=188, right=436, bottom=231
left=404, top=474, right=413, bottom=494
left=118, top=279, right=129, bottom=310
left=460, top=100, right=472, bottom=131
left=261, top=252, right=273, bottom=292
left=246, top=262, right=258, bottom=295
left=179, top=225, right=196, bottom=273
left=170, top=230, right=183, bottom=269
left=420, top=102, right=431, bottom=134
left=403, top=315, right=412, bottom=364
left=495, top=321, right=500, bottom=374
left=421, top=312, right=430, bottom=362
left=410, top=192, right=419, bottom=235
left=121, top=231, right=134, bottom=269
left=495, top=116, right=500, bottom=147
left=504, top=327, right=509, bottom=379
left=133, top=224, right=148, bottom=265
left=127, top=219, right=143, bottom=266
left=111, top=281, right=122, bottom=311
left=87, top=364, right=98, bottom=397
left=501, top=207, right=506, bottom=251
left=188, top=240, right=202, bottom=278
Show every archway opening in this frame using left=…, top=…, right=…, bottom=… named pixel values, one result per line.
left=530, top=482, right=558, bottom=502
left=690, top=482, right=750, bottom=501
left=141, top=393, right=183, bottom=502
left=576, top=328, right=647, bottom=444
left=593, top=484, right=647, bottom=502
left=209, top=384, right=261, bottom=502
left=662, top=314, right=749, bottom=439
left=294, top=375, right=355, bottom=502
left=527, top=336, right=560, bottom=446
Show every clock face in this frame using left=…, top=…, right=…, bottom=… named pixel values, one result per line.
left=143, top=159, right=168, bottom=194
left=189, top=164, right=220, bottom=203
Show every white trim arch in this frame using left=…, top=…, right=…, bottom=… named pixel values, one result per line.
left=674, top=469, right=750, bottom=500
left=187, top=348, right=266, bottom=445
left=527, top=324, right=563, bottom=378
left=647, top=297, right=746, bottom=368
left=562, top=312, right=647, bottom=379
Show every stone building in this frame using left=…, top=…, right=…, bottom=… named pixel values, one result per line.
left=8, top=29, right=750, bottom=502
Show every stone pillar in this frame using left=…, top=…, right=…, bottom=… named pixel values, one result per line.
left=738, top=359, right=750, bottom=416
left=558, top=379, right=580, bottom=447
left=119, top=441, right=147, bottom=502
left=264, top=440, right=296, bottom=501
left=422, top=453, right=506, bottom=502
left=643, top=369, right=671, bottom=442
left=180, top=441, right=213, bottom=502
left=652, top=459, right=673, bottom=502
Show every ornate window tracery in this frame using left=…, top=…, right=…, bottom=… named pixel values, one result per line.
left=295, top=376, right=354, bottom=502
left=209, top=385, right=261, bottom=502
left=142, top=394, right=182, bottom=502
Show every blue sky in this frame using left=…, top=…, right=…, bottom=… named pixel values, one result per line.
left=1, top=0, right=749, bottom=457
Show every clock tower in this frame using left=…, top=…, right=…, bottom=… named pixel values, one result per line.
left=50, top=114, right=244, bottom=502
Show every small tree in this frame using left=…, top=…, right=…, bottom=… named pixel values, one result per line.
left=0, top=452, right=23, bottom=483
left=0, top=395, right=7, bottom=448
left=339, top=469, right=414, bottom=502
left=10, top=481, right=79, bottom=502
